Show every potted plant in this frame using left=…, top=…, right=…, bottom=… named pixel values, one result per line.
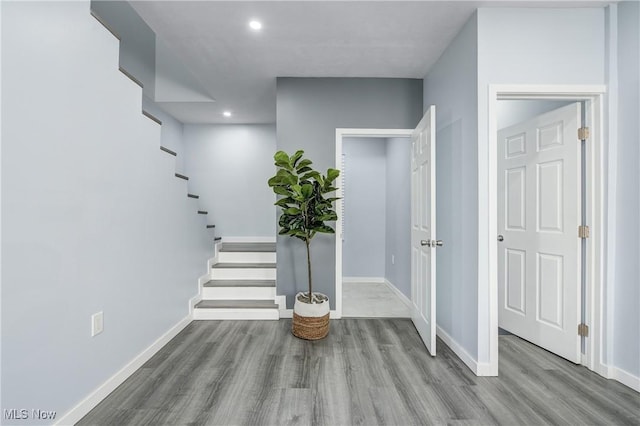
left=268, top=150, right=340, bottom=340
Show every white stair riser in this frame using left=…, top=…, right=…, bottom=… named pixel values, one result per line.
left=218, top=252, right=276, bottom=263
left=202, top=286, right=276, bottom=300
left=193, top=308, right=279, bottom=320
left=211, top=268, right=276, bottom=280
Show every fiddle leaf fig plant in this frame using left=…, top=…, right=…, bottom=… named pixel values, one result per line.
left=268, top=150, right=340, bottom=304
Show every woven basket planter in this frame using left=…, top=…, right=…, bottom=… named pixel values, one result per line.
left=292, top=292, right=330, bottom=340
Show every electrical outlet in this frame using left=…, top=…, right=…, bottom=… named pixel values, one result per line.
left=391, top=255, right=395, bottom=264
left=91, top=311, right=104, bottom=337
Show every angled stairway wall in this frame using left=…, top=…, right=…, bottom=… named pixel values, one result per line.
left=1, top=1, right=212, bottom=421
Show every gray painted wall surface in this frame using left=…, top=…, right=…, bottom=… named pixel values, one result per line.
left=183, top=124, right=277, bottom=237
left=1, top=2, right=211, bottom=420
left=613, top=1, right=639, bottom=378
left=342, top=138, right=386, bottom=278
left=475, top=7, right=606, bottom=363
left=276, top=78, right=423, bottom=308
left=142, top=96, right=186, bottom=173
left=384, top=137, right=412, bottom=298
left=91, top=0, right=156, bottom=99
left=423, top=13, right=479, bottom=361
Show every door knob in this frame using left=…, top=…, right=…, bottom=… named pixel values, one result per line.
left=432, top=240, right=443, bottom=247
left=420, top=240, right=430, bottom=246
left=497, top=235, right=504, bottom=242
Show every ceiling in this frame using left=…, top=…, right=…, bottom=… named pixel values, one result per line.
left=129, top=1, right=608, bottom=124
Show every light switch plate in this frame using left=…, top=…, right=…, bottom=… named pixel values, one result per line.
left=91, top=311, right=104, bottom=337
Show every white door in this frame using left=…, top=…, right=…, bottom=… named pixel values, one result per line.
left=411, top=106, right=438, bottom=356
left=498, top=102, right=581, bottom=363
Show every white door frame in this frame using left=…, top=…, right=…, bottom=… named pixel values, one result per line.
left=334, top=128, right=413, bottom=319
left=487, top=84, right=606, bottom=376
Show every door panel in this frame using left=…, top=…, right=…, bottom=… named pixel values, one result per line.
left=498, top=102, right=581, bottom=363
left=411, top=106, right=437, bottom=356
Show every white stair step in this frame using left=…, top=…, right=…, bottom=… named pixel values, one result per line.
left=202, top=286, right=275, bottom=300
left=218, top=251, right=276, bottom=263
left=211, top=262, right=276, bottom=280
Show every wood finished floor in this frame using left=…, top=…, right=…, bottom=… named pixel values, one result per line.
left=79, top=320, right=640, bottom=426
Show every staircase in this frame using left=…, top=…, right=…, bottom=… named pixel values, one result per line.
left=193, top=241, right=279, bottom=320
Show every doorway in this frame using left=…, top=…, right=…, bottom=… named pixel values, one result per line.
left=341, top=136, right=412, bottom=318
left=334, top=129, right=413, bottom=319
left=497, top=100, right=582, bottom=363
left=487, top=85, right=606, bottom=376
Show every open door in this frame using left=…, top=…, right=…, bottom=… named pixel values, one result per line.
left=411, top=105, right=439, bottom=356
left=497, top=102, right=581, bottom=363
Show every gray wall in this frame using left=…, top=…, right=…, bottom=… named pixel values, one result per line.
left=384, top=137, right=412, bottom=298
left=423, top=13, right=479, bottom=361
left=1, top=2, right=211, bottom=421
left=142, top=96, right=186, bottom=173
left=613, top=1, right=639, bottom=378
left=183, top=124, right=277, bottom=237
left=475, top=7, right=606, bottom=363
left=91, top=1, right=156, bottom=99
left=276, top=78, right=423, bottom=308
left=342, top=138, right=386, bottom=278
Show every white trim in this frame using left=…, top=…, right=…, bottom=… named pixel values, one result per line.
left=335, top=128, right=413, bottom=320
left=342, top=276, right=385, bottom=283
left=436, top=326, right=479, bottom=375
left=55, top=316, right=192, bottom=426
left=610, top=367, right=640, bottom=393
left=486, top=84, right=606, bottom=378
left=221, top=236, right=276, bottom=243
left=383, top=279, right=412, bottom=309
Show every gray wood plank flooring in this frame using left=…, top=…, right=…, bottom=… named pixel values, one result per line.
left=78, top=320, right=640, bottom=426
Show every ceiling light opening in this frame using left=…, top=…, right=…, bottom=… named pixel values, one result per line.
left=249, top=20, right=262, bottom=31
left=223, top=111, right=232, bottom=117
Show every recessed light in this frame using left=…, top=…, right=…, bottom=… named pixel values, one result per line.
left=223, top=111, right=232, bottom=117
left=249, top=20, right=262, bottom=31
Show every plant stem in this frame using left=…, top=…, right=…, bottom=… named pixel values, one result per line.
left=305, top=237, right=313, bottom=303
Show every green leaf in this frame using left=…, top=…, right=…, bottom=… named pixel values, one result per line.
left=296, top=159, right=312, bottom=170
left=299, top=171, right=319, bottom=181
left=300, top=184, right=313, bottom=199
left=273, top=186, right=291, bottom=196
left=274, top=151, right=290, bottom=165
left=275, top=197, right=294, bottom=207
left=291, top=150, right=304, bottom=167
left=313, top=225, right=335, bottom=234
left=326, top=168, right=340, bottom=183
left=284, top=207, right=301, bottom=215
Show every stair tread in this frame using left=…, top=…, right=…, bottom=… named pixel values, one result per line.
left=204, top=279, right=275, bottom=288
left=195, top=300, right=278, bottom=309
left=212, top=262, right=275, bottom=269
left=220, top=242, right=276, bottom=253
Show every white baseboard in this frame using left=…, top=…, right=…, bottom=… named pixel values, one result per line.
left=55, top=316, right=192, bottom=425
left=611, top=366, right=640, bottom=392
left=436, top=325, right=486, bottom=376
left=383, top=279, right=412, bottom=309
left=342, top=276, right=385, bottom=283
left=221, top=236, right=276, bottom=243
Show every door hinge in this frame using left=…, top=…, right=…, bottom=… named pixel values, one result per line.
left=578, top=127, right=590, bottom=140
left=578, top=323, right=589, bottom=337
left=579, top=225, right=590, bottom=239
